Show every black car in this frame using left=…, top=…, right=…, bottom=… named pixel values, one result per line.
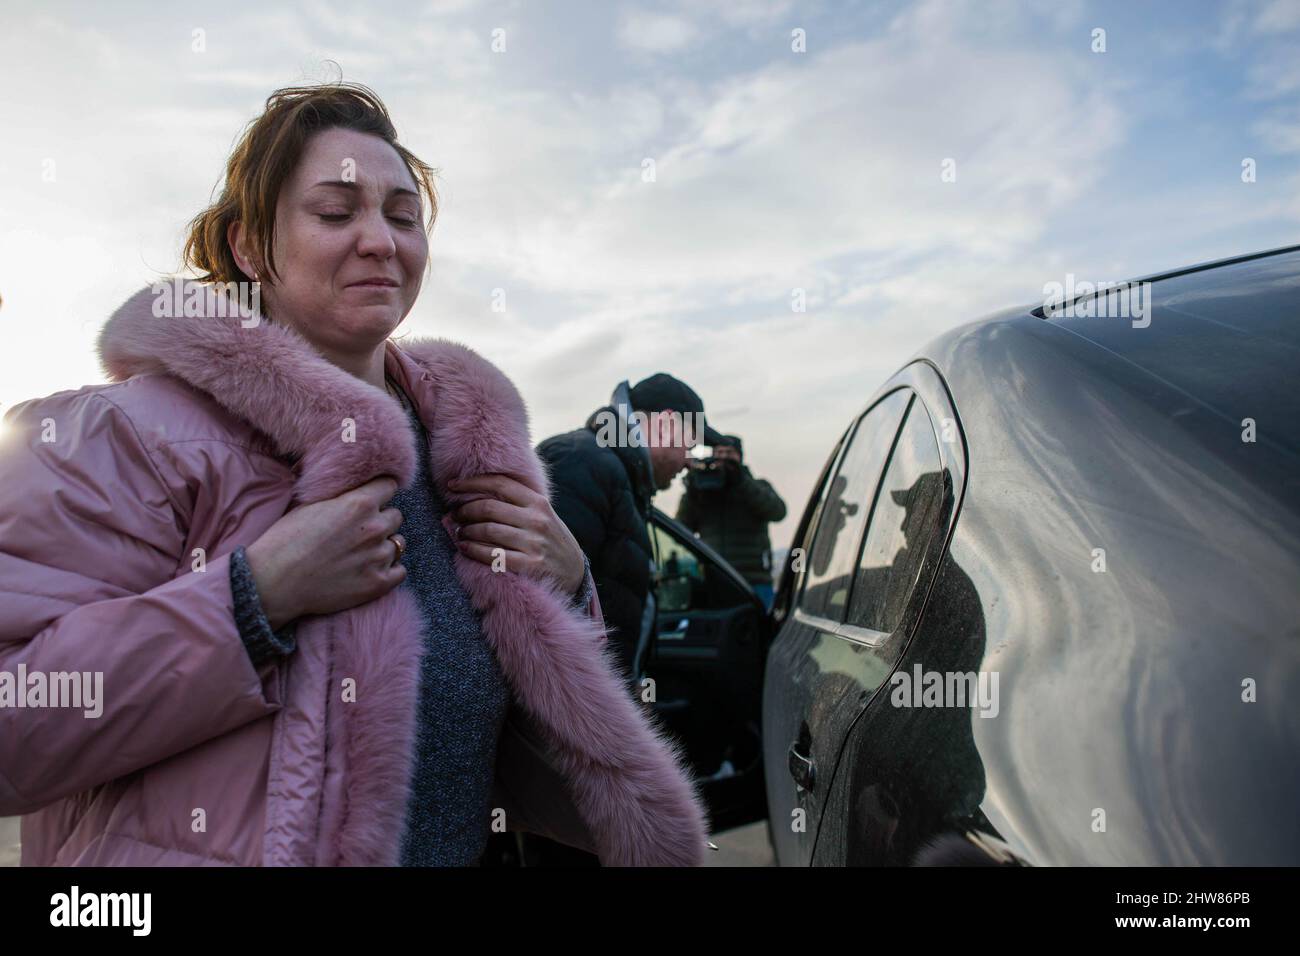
left=642, top=245, right=1300, bottom=865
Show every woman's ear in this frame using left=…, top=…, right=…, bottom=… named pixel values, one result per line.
left=226, top=220, right=259, bottom=279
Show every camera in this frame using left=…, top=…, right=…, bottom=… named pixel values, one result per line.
left=687, top=456, right=729, bottom=491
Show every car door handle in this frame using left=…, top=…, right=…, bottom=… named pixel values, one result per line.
left=788, top=740, right=816, bottom=793
left=659, top=618, right=690, bottom=641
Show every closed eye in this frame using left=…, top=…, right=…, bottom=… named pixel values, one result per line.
left=317, top=212, right=419, bottom=227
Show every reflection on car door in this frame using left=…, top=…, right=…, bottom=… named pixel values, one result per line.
left=765, top=362, right=963, bottom=866
left=763, top=388, right=910, bottom=865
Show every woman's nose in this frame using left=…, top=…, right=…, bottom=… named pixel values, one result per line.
left=355, top=209, right=398, bottom=258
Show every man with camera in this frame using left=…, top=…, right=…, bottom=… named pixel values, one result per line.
left=676, top=435, right=787, bottom=610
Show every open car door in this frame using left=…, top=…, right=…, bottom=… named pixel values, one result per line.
left=643, top=507, right=771, bottom=832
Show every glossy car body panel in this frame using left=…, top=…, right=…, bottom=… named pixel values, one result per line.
left=771, top=247, right=1300, bottom=865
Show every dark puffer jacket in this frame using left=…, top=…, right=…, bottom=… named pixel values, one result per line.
left=675, top=464, right=787, bottom=585
left=538, top=402, right=655, bottom=680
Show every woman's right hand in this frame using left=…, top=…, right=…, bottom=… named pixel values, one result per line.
left=245, top=477, right=407, bottom=630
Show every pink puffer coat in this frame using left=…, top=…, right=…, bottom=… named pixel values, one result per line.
left=0, top=282, right=708, bottom=866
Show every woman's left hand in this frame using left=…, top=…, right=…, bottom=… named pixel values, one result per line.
left=447, top=474, right=586, bottom=595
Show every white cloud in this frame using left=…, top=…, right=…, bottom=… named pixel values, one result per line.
left=424, top=4, right=1127, bottom=308
left=1255, top=0, right=1300, bottom=33
left=1254, top=102, right=1300, bottom=152
left=717, top=0, right=796, bottom=27
left=1247, top=43, right=1300, bottom=99
left=617, top=10, right=698, bottom=54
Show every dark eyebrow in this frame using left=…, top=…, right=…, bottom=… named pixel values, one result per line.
left=310, top=180, right=420, bottom=200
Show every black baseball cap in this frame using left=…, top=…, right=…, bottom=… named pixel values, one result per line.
left=712, top=433, right=743, bottom=457
left=890, top=471, right=943, bottom=506
left=628, top=373, right=714, bottom=443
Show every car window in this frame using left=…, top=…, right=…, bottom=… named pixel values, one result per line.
left=800, top=389, right=910, bottom=622
left=847, top=398, right=945, bottom=633
left=779, top=435, right=843, bottom=607
left=649, top=515, right=756, bottom=613
left=649, top=520, right=706, bottom=613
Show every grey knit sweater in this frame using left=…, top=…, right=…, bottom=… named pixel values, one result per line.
left=230, top=380, right=592, bottom=866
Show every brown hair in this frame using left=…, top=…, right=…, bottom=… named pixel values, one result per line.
left=182, top=81, right=438, bottom=288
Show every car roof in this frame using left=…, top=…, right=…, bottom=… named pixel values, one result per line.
left=1038, top=245, right=1300, bottom=462
left=1036, top=243, right=1300, bottom=316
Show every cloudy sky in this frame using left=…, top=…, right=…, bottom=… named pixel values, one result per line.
left=1, top=0, right=1297, bottom=544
